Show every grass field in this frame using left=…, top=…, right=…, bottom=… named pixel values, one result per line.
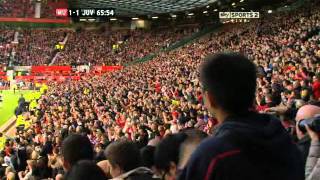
left=0, top=90, right=36, bottom=127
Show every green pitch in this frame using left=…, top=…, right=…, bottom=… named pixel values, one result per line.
left=0, top=90, right=37, bottom=127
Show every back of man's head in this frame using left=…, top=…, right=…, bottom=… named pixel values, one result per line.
left=200, top=53, right=257, bottom=115
left=154, top=130, right=207, bottom=173
left=104, top=140, right=141, bottom=177
left=178, top=129, right=207, bottom=169
left=296, top=104, right=320, bottom=122
left=62, top=134, right=94, bottom=170
left=154, top=133, right=188, bottom=173
left=140, top=145, right=156, bottom=168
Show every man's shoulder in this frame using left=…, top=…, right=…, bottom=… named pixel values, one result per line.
left=179, top=136, right=242, bottom=180
left=188, top=135, right=242, bottom=171
left=197, top=135, right=237, bottom=154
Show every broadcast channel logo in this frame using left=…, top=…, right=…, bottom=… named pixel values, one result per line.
left=56, top=8, right=68, bottom=17
left=219, top=12, right=230, bottom=19
left=219, top=12, right=260, bottom=19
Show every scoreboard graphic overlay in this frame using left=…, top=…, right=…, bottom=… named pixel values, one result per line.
left=56, top=8, right=115, bottom=17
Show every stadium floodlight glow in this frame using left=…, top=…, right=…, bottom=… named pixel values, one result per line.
left=203, top=11, right=208, bottom=14
left=132, top=17, right=139, bottom=20
left=152, top=16, right=159, bottom=19
left=188, top=13, right=194, bottom=16
left=268, top=10, right=272, bottom=14
left=110, top=18, right=117, bottom=21
left=214, top=9, right=218, bottom=12
left=232, top=2, right=236, bottom=6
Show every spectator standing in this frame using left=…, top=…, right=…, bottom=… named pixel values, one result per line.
left=179, top=53, right=304, bottom=180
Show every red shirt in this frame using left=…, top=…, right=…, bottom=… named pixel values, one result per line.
left=35, top=126, right=42, bottom=134
left=155, top=83, right=161, bottom=93
left=256, top=105, right=268, bottom=112
left=197, top=94, right=203, bottom=103
left=116, top=115, right=126, bottom=128
left=125, top=127, right=133, bottom=141
left=313, top=81, right=320, bottom=100
left=172, top=111, right=179, bottom=119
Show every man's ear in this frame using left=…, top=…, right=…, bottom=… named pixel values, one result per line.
left=110, top=163, right=122, bottom=178
left=168, top=162, right=177, bottom=177
left=204, top=91, right=217, bottom=110
left=62, top=158, right=71, bottom=171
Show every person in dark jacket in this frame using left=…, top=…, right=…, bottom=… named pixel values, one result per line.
left=16, top=141, right=27, bottom=172
left=179, top=53, right=304, bottom=180
left=18, top=94, right=25, bottom=107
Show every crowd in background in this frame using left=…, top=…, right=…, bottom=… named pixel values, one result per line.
left=0, top=0, right=34, bottom=18
left=0, top=1, right=319, bottom=180
left=53, top=28, right=195, bottom=65
left=0, top=30, right=14, bottom=65
left=1, top=28, right=195, bottom=66
left=0, top=0, right=67, bottom=18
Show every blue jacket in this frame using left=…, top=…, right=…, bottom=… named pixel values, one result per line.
left=179, top=113, right=304, bottom=180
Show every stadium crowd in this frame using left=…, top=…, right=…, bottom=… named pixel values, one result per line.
left=54, top=28, right=195, bottom=65
left=0, top=0, right=34, bottom=18
left=4, top=28, right=195, bottom=66
left=0, top=1, right=319, bottom=180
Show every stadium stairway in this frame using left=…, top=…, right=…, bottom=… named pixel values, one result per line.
left=0, top=116, right=16, bottom=137
left=49, top=32, right=70, bottom=65
left=13, top=31, right=18, bottom=43
left=125, top=23, right=222, bottom=66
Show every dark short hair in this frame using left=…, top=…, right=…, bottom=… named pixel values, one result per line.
left=67, top=160, right=107, bottom=180
left=140, top=145, right=156, bottom=168
left=62, top=134, right=94, bottom=167
left=154, top=133, right=187, bottom=172
left=105, top=140, right=141, bottom=172
left=200, top=53, right=257, bottom=115
left=154, top=129, right=207, bottom=172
